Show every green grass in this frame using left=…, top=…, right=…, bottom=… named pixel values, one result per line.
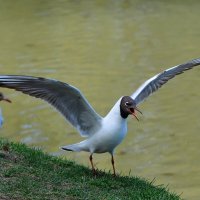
left=0, top=138, right=181, bottom=200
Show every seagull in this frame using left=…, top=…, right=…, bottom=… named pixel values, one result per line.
left=0, top=58, right=199, bottom=175
left=0, top=92, right=12, bottom=128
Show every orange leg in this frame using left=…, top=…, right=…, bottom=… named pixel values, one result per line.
left=111, top=154, right=116, bottom=176
left=89, top=154, right=96, bottom=175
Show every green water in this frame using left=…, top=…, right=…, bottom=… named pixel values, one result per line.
left=0, top=1, right=200, bottom=199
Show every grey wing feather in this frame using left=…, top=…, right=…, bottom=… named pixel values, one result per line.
left=0, top=75, right=102, bottom=137
left=131, top=58, right=200, bottom=105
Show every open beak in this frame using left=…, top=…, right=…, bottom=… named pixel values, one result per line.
left=2, top=97, right=12, bottom=103
left=129, top=106, right=142, bottom=121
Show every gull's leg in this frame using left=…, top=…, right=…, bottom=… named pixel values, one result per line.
left=111, top=154, right=116, bottom=176
left=89, top=154, right=96, bottom=175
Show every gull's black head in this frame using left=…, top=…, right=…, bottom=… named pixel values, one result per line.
left=120, top=96, right=141, bottom=120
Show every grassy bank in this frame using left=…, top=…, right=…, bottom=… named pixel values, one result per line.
left=0, top=138, right=180, bottom=200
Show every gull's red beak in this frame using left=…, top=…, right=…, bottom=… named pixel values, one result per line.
left=129, top=107, right=142, bottom=121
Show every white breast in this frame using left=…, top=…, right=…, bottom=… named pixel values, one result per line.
left=88, top=97, right=128, bottom=153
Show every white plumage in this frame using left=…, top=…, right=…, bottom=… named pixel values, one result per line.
left=0, top=58, right=199, bottom=175
left=0, top=92, right=11, bottom=128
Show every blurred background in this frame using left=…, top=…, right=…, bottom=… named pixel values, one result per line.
left=0, top=0, right=200, bottom=199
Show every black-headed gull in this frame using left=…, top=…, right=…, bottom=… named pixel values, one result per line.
left=0, top=92, right=12, bottom=127
left=0, top=58, right=199, bottom=175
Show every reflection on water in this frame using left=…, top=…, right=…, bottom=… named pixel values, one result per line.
left=0, top=1, right=200, bottom=199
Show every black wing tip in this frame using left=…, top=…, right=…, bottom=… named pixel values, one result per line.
left=191, top=58, right=200, bottom=65
left=177, top=57, right=200, bottom=71
left=0, top=75, right=63, bottom=85
left=0, top=74, right=48, bottom=80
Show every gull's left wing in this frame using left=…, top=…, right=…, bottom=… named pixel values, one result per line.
left=0, top=75, right=102, bottom=137
left=131, top=58, right=200, bottom=105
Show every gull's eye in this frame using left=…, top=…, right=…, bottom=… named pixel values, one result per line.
left=125, top=102, right=131, bottom=106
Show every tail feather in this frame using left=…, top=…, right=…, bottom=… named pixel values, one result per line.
left=61, top=144, right=82, bottom=152
left=61, top=140, right=89, bottom=152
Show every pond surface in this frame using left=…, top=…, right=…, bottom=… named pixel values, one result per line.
left=0, top=1, right=200, bottom=199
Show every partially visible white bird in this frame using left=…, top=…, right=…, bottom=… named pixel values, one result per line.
left=0, top=58, right=199, bottom=175
left=0, top=92, right=12, bottom=128
left=0, top=108, right=3, bottom=128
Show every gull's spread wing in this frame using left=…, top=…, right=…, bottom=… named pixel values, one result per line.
left=0, top=75, right=102, bottom=137
left=131, top=58, right=200, bottom=105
